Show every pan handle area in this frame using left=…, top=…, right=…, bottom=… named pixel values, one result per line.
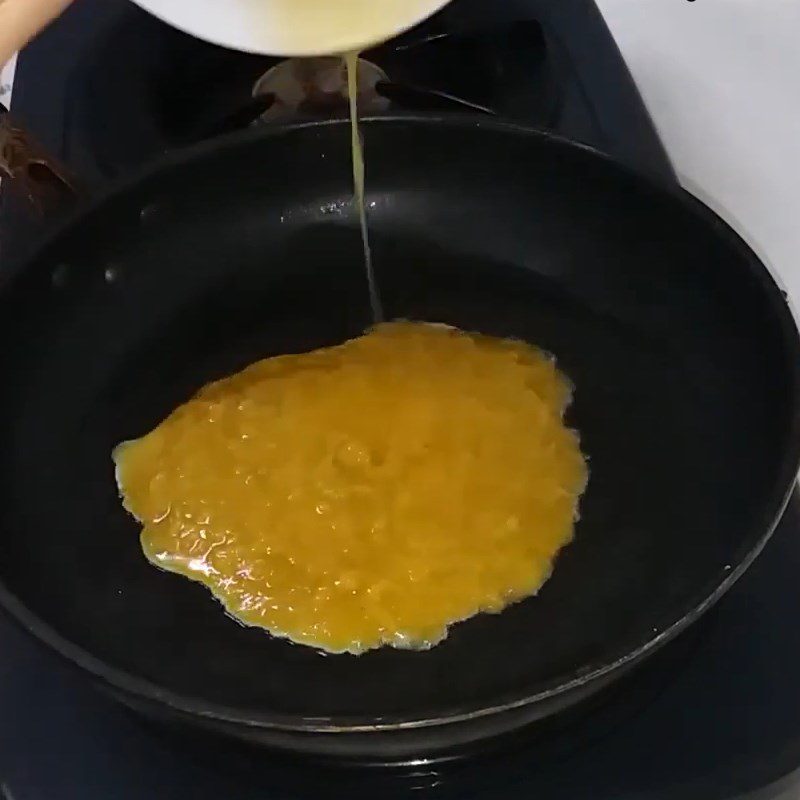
left=0, top=102, right=80, bottom=215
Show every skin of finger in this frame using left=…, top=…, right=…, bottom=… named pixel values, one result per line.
left=0, top=0, right=75, bottom=68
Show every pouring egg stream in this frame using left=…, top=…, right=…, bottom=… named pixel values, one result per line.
left=113, top=55, right=589, bottom=656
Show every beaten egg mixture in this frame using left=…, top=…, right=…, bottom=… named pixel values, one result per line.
left=114, top=322, right=587, bottom=654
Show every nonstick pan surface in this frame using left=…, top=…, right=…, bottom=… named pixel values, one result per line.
left=0, top=118, right=797, bottom=752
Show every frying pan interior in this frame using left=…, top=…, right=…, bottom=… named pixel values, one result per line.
left=0, top=119, right=796, bottom=731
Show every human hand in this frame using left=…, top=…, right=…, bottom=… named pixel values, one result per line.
left=0, top=0, right=74, bottom=69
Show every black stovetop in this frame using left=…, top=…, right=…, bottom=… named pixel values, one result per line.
left=1, top=0, right=798, bottom=797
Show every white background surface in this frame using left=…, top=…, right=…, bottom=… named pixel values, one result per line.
left=2, top=1, right=800, bottom=796
left=0, top=53, right=16, bottom=107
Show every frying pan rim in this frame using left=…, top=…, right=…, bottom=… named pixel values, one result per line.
left=0, top=115, right=798, bottom=735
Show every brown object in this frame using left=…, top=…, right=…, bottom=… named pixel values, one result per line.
left=0, top=103, right=77, bottom=212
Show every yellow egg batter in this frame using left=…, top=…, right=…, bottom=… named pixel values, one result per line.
left=114, top=322, right=588, bottom=654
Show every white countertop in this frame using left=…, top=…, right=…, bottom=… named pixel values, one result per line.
left=0, top=52, right=16, bottom=107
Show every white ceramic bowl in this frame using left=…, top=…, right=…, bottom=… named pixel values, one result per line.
left=130, top=0, right=453, bottom=57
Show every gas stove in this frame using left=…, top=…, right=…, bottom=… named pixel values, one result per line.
left=0, top=0, right=798, bottom=798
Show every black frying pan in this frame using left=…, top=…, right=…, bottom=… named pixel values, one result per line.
left=0, top=117, right=798, bottom=760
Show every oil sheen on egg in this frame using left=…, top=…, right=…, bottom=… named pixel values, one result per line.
left=113, top=322, right=588, bottom=655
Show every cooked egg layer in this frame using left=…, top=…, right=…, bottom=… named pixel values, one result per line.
left=114, top=322, right=587, bottom=654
